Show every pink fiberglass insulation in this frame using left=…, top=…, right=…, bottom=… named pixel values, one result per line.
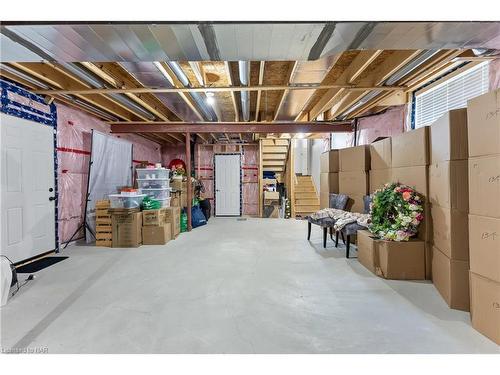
left=489, top=58, right=500, bottom=91
left=161, top=143, right=186, bottom=168
left=56, top=103, right=161, bottom=244
left=351, top=105, right=406, bottom=146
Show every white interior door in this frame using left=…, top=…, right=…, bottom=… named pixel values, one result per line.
left=1, top=113, right=56, bottom=263
left=215, top=154, right=241, bottom=216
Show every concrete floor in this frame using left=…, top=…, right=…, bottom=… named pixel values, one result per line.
left=1, top=218, right=498, bottom=354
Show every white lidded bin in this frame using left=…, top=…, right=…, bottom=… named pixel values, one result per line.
left=137, top=179, right=170, bottom=189
left=109, top=194, right=146, bottom=209
left=139, top=188, right=171, bottom=200
left=136, top=168, right=169, bottom=180
left=157, top=197, right=171, bottom=208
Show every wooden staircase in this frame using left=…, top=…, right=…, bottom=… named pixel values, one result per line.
left=294, top=175, right=320, bottom=218
left=261, top=138, right=290, bottom=180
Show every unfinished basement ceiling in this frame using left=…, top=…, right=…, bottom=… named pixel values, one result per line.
left=1, top=22, right=500, bottom=62
left=1, top=21, right=499, bottom=145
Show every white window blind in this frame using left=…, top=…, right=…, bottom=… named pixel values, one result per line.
left=414, top=62, right=489, bottom=128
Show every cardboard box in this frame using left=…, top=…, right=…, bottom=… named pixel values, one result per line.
left=170, top=191, right=180, bottom=207
left=339, top=171, right=369, bottom=196
left=339, top=145, right=370, bottom=172
left=263, top=178, right=277, bottom=185
left=142, top=208, right=166, bottom=226
left=111, top=212, right=142, bottom=248
left=142, top=224, right=171, bottom=245
left=320, top=172, right=339, bottom=194
left=320, top=192, right=330, bottom=209
left=432, top=246, right=470, bottom=311
left=470, top=272, right=500, bottom=345
left=430, top=108, right=468, bottom=163
left=391, top=165, right=429, bottom=198
left=428, top=160, right=468, bottom=212
left=369, top=169, right=392, bottom=193
left=263, top=204, right=279, bottom=218
left=264, top=191, right=280, bottom=200
left=370, top=138, right=392, bottom=170
left=377, top=239, right=426, bottom=280
left=164, top=206, right=181, bottom=238
left=171, top=179, right=184, bottom=191
left=357, top=230, right=378, bottom=274
left=391, top=126, right=429, bottom=167
left=467, top=88, right=500, bottom=158
left=468, top=155, right=500, bottom=218
left=320, top=150, right=340, bottom=172
left=431, top=205, right=469, bottom=260
left=416, top=203, right=432, bottom=242
left=346, top=194, right=366, bottom=213
left=469, top=214, right=500, bottom=283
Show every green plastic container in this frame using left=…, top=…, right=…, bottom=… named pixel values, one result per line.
left=180, top=209, right=188, bottom=233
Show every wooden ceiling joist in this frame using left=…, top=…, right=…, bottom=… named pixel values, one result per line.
left=83, top=62, right=178, bottom=121
left=10, top=62, right=139, bottom=122
left=273, top=61, right=298, bottom=121
left=255, top=61, right=265, bottom=122
left=224, top=61, right=240, bottom=122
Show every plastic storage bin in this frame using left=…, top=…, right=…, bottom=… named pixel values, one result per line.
left=109, top=194, right=146, bottom=209
left=140, top=188, right=171, bottom=200
left=157, top=197, right=171, bottom=208
left=136, top=168, right=169, bottom=180
left=137, top=179, right=170, bottom=189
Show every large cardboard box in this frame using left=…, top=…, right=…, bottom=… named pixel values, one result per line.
left=467, top=88, right=500, bottom=158
left=142, top=224, right=171, bottom=245
left=391, top=165, right=429, bottom=198
left=416, top=203, right=432, bottom=242
left=264, top=191, right=279, bottom=200
left=164, top=206, right=181, bottom=238
left=431, top=205, right=469, bottom=260
left=142, top=208, right=167, bottom=226
left=369, top=169, right=392, bottom=193
left=468, top=155, right=500, bottom=218
left=111, top=212, right=142, bottom=248
left=430, top=108, right=468, bottom=163
left=470, top=272, right=500, bottom=345
left=391, top=127, right=429, bottom=167
left=377, top=239, right=426, bottom=280
left=432, top=246, right=470, bottom=311
left=357, top=230, right=378, bottom=274
left=320, top=150, right=340, bottom=172
left=469, top=214, right=500, bottom=283
left=370, top=138, right=392, bottom=170
left=320, top=192, right=330, bottom=209
left=339, top=145, right=370, bottom=172
left=346, top=194, right=366, bottom=213
left=339, top=171, right=369, bottom=196
left=320, top=172, right=339, bottom=194
left=428, top=160, right=468, bottom=212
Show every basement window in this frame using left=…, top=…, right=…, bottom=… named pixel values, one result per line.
left=413, top=62, right=490, bottom=128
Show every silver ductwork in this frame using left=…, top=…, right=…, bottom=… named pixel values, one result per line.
left=165, top=61, right=218, bottom=122
left=383, top=50, right=440, bottom=86
left=2, top=22, right=500, bottom=62
left=61, top=63, right=156, bottom=120
left=238, top=61, right=250, bottom=122
left=0, top=63, right=51, bottom=89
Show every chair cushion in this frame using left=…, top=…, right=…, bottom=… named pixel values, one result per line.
left=308, top=217, right=336, bottom=227
left=330, top=194, right=349, bottom=210
left=342, top=222, right=368, bottom=236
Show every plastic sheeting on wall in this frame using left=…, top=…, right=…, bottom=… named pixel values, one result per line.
left=352, top=105, right=407, bottom=146
left=56, top=103, right=161, bottom=244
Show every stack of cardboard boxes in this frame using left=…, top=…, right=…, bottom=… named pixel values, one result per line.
left=369, top=138, right=392, bottom=193
left=428, top=109, right=470, bottom=311
left=338, top=145, right=370, bottom=213
left=467, top=89, right=500, bottom=345
left=390, top=126, right=432, bottom=278
left=319, top=150, right=339, bottom=208
left=142, top=208, right=172, bottom=245
left=110, top=208, right=143, bottom=248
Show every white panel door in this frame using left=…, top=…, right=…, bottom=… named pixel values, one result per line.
left=1, top=113, right=56, bottom=263
left=214, top=154, right=241, bottom=216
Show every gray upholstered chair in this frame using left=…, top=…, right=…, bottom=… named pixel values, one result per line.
left=307, top=193, right=349, bottom=248
left=334, top=195, right=372, bottom=258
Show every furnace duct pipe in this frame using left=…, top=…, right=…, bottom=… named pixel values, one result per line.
left=238, top=61, right=250, bottom=122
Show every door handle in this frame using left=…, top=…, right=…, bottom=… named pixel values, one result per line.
left=49, top=196, right=56, bottom=201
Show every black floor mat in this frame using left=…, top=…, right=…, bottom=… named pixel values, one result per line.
left=16, top=256, right=68, bottom=273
